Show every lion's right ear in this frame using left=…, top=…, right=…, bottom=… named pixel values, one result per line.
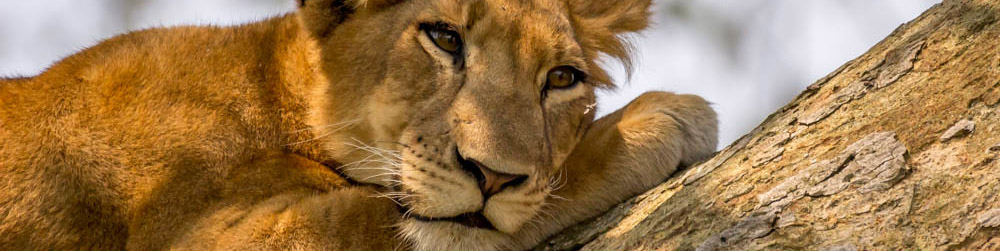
left=565, top=0, right=652, bottom=86
left=567, top=0, right=652, bottom=34
left=298, top=0, right=402, bottom=38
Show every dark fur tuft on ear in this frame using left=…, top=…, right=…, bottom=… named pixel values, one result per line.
left=297, top=0, right=404, bottom=38
left=567, top=0, right=652, bottom=88
left=298, top=0, right=355, bottom=38
left=349, top=0, right=404, bottom=9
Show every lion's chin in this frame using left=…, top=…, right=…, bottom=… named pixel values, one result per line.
left=400, top=218, right=516, bottom=251
left=404, top=210, right=496, bottom=230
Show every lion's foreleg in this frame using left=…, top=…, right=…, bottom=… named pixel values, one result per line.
left=514, top=91, right=718, bottom=247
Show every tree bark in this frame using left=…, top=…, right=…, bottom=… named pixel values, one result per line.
left=537, top=0, right=1000, bottom=250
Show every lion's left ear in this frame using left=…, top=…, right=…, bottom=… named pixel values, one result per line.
left=298, top=0, right=402, bottom=38
left=566, top=0, right=652, bottom=86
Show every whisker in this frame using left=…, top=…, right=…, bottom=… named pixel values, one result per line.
left=547, top=194, right=571, bottom=201
left=284, top=119, right=359, bottom=146
left=364, top=172, right=401, bottom=181
left=338, top=151, right=402, bottom=171
left=285, top=118, right=361, bottom=134
left=343, top=165, right=400, bottom=172
left=343, top=159, right=402, bottom=168
left=344, top=139, right=402, bottom=162
left=373, top=140, right=411, bottom=148
left=381, top=180, right=404, bottom=186
left=548, top=167, right=569, bottom=192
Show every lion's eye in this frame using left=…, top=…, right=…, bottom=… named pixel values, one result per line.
left=423, top=24, right=462, bottom=54
left=546, top=66, right=584, bottom=90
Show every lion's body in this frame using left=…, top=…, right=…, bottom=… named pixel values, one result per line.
left=0, top=15, right=397, bottom=249
left=0, top=1, right=718, bottom=250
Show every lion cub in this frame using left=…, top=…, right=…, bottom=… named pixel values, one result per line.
left=0, top=0, right=717, bottom=250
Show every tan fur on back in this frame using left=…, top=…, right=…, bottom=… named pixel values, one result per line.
left=0, top=1, right=717, bottom=250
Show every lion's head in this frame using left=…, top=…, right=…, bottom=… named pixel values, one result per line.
left=297, top=0, right=651, bottom=249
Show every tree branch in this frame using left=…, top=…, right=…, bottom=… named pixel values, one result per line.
left=537, top=0, right=1000, bottom=249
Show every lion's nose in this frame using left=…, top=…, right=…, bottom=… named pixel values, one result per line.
left=458, top=156, right=528, bottom=198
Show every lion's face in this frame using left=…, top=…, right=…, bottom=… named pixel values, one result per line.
left=299, top=0, right=649, bottom=248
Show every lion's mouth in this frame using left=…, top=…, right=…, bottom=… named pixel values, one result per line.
left=400, top=207, right=496, bottom=230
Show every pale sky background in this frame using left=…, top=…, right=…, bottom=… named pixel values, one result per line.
left=0, top=0, right=940, bottom=148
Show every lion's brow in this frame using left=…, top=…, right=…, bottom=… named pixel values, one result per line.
left=466, top=0, right=487, bottom=30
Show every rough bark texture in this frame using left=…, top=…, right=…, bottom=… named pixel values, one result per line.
left=537, top=0, right=1000, bottom=250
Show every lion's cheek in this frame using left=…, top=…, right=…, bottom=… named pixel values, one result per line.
left=364, top=87, right=412, bottom=144
left=400, top=167, right=483, bottom=217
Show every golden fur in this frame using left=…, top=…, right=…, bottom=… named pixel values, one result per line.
left=0, top=0, right=717, bottom=250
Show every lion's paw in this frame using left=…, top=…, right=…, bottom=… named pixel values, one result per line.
left=618, top=91, right=719, bottom=168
